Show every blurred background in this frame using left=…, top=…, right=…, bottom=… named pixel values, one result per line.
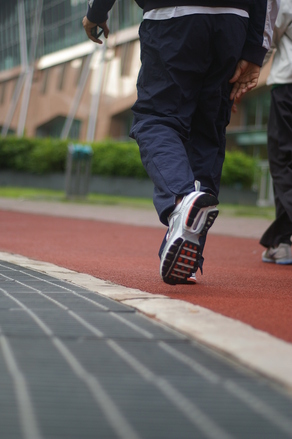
left=0, top=0, right=275, bottom=206
left=0, top=0, right=142, bottom=140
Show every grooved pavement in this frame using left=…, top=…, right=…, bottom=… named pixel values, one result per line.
left=1, top=260, right=292, bottom=439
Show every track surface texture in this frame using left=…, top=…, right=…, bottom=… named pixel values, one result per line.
left=0, top=208, right=291, bottom=343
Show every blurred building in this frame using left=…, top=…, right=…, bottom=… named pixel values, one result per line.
left=0, top=0, right=272, bottom=150
left=0, top=0, right=142, bottom=140
left=227, top=58, right=274, bottom=160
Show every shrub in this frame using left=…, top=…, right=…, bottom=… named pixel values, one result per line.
left=90, top=139, right=148, bottom=178
left=27, top=138, right=68, bottom=174
left=0, top=136, right=68, bottom=174
left=221, top=151, right=256, bottom=189
left=0, top=136, right=256, bottom=188
left=0, top=137, right=36, bottom=171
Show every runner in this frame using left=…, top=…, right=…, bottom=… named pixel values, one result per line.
left=83, top=0, right=279, bottom=284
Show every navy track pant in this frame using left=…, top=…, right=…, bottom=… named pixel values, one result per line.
left=130, top=13, right=248, bottom=226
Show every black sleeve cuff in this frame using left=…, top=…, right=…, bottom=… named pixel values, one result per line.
left=86, top=4, right=108, bottom=24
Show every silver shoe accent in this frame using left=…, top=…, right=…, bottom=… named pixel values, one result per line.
left=160, top=191, right=218, bottom=284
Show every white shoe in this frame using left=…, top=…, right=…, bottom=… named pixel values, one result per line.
left=160, top=191, right=218, bottom=284
left=262, top=243, right=292, bottom=265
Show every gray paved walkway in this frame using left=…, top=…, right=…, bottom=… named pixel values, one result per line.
left=1, top=260, right=292, bottom=439
left=0, top=197, right=272, bottom=238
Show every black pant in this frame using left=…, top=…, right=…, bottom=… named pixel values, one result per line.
left=130, top=13, right=248, bottom=226
left=260, top=85, right=292, bottom=248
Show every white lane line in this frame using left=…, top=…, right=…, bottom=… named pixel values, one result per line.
left=159, top=342, right=292, bottom=436
left=0, top=273, right=104, bottom=336
left=109, top=311, right=154, bottom=339
left=1, top=254, right=292, bottom=390
left=1, top=258, right=292, bottom=437
left=159, top=342, right=220, bottom=384
left=0, top=333, right=44, bottom=439
left=0, top=274, right=236, bottom=438
left=67, top=310, right=104, bottom=337
left=224, top=380, right=292, bottom=436
left=0, top=266, right=108, bottom=310
left=1, top=288, right=142, bottom=439
left=1, top=269, right=154, bottom=339
left=7, top=265, right=291, bottom=436
left=107, top=339, right=235, bottom=439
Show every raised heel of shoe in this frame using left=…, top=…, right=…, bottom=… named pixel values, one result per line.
left=185, top=194, right=218, bottom=234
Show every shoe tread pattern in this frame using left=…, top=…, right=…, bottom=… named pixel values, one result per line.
left=161, top=238, right=200, bottom=285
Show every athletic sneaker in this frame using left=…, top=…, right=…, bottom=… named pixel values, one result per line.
left=262, top=243, right=292, bottom=265
left=160, top=191, right=218, bottom=284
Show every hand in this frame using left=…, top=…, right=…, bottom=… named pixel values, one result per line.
left=231, top=96, right=242, bottom=114
left=229, top=60, right=260, bottom=101
left=82, top=16, right=109, bottom=44
left=231, top=103, right=238, bottom=114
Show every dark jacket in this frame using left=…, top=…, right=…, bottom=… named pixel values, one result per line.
left=86, top=0, right=280, bottom=66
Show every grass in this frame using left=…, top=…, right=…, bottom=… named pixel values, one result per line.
left=0, top=186, right=275, bottom=219
left=0, top=186, right=154, bottom=209
left=218, top=204, right=275, bottom=220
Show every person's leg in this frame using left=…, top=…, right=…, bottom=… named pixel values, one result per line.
left=130, top=15, right=216, bottom=225
left=130, top=14, right=248, bottom=282
left=260, top=212, right=292, bottom=248
left=185, top=14, right=248, bottom=196
left=184, top=14, right=248, bottom=258
left=260, top=85, right=292, bottom=248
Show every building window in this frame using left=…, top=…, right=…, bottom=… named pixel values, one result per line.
left=58, top=63, right=68, bottom=90
left=0, top=0, right=142, bottom=71
left=36, top=116, right=81, bottom=139
left=109, top=0, right=143, bottom=31
left=110, top=110, right=133, bottom=139
left=115, top=42, right=134, bottom=77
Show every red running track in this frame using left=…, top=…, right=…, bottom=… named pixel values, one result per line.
left=1, top=209, right=291, bottom=343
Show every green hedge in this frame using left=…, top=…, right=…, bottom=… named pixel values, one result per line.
left=0, top=137, right=68, bottom=174
left=0, top=136, right=148, bottom=179
left=221, top=150, right=256, bottom=189
left=0, top=136, right=256, bottom=188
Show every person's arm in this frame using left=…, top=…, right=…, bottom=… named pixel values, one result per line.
left=230, top=0, right=280, bottom=100
left=270, top=0, right=292, bottom=46
left=82, top=0, right=116, bottom=44
left=241, top=0, right=280, bottom=66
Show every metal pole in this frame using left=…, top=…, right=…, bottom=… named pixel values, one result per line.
left=61, top=51, right=95, bottom=139
left=86, top=3, right=120, bottom=141
left=1, top=0, right=28, bottom=136
left=86, top=44, right=106, bottom=141
left=17, top=0, right=43, bottom=136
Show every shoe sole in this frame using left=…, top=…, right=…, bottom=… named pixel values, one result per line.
left=160, top=238, right=201, bottom=285
left=161, top=195, right=219, bottom=285
left=262, top=258, right=275, bottom=263
left=262, top=256, right=292, bottom=264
